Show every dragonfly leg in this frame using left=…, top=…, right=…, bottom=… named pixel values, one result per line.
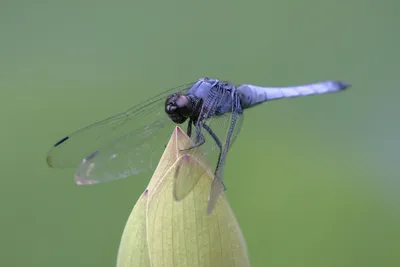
left=181, top=133, right=205, bottom=151
left=201, top=124, right=227, bottom=191
left=186, top=119, right=193, bottom=137
left=181, top=122, right=205, bottom=151
left=202, top=124, right=223, bottom=170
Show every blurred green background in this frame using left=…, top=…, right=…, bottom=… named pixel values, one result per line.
left=1, top=0, right=399, bottom=266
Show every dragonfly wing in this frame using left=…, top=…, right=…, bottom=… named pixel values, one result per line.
left=47, top=83, right=194, bottom=184
left=205, top=112, right=244, bottom=214
left=179, top=84, right=245, bottom=214
left=74, top=116, right=175, bottom=185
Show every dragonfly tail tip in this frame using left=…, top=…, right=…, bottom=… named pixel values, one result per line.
left=336, top=81, right=351, bottom=90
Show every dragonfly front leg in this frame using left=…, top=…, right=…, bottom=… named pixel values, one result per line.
left=186, top=119, right=193, bottom=137
left=181, top=123, right=205, bottom=151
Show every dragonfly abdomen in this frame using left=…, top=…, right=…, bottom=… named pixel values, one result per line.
left=237, top=80, right=350, bottom=109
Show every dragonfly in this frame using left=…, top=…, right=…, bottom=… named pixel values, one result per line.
left=46, top=77, right=350, bottom=214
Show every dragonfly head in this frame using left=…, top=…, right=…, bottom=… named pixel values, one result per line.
left=165, top=93, right=195, bottom=124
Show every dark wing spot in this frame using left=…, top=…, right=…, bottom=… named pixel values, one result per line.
left=54, top=136, right=69, bottom=147
left=85, top=150, right=99, bottom=161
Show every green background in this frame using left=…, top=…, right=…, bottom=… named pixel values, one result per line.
left=1, top=0, right=399, bottom=266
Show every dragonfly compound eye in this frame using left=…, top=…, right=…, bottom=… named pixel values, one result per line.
left=165, top=94, right=189, bottom=124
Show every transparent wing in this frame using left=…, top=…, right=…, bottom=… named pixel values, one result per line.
left=206, top=112, right=244, bottom=214
left=204, top=90, right=244, bottom=214
left=173, top=84, right=245, bottom=214
left=46, top=82, right=194, bottom=185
